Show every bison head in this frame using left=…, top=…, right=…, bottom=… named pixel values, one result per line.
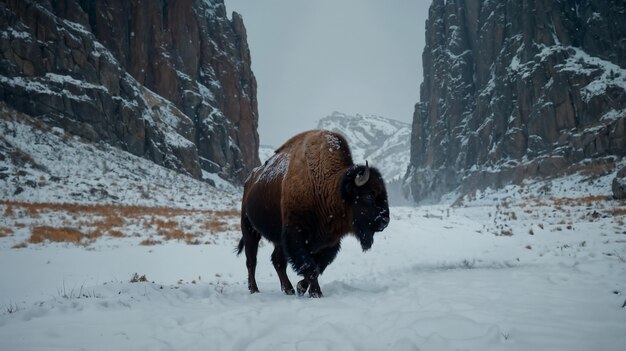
left=341, top=162, right=390, bottom=251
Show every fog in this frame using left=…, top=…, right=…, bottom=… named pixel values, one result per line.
left=224, top=0, right=430, bottom=146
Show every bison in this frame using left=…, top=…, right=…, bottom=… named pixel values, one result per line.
left=237, top=130, right=390, bottom=297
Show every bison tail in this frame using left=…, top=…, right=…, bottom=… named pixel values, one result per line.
left=235, top=238, right=244, bottom=256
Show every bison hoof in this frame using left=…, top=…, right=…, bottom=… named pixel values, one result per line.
left=296, top=280, right=309, bottom=296
left=249, top=287, right=260, bottom=294
left=284, top=287, right=295, bottom=295
left=309, top=290, right=323, bottom=298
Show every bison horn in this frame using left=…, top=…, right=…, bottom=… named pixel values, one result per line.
left=355, top=161, right=370, bottom=187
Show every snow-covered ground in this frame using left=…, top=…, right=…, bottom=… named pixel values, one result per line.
left=1, top=114, right=626, bottom=350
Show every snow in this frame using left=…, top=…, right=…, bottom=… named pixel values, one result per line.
left=2, top=171, right=626, bottom=349
left=255, top=152, right=289, bottom=184
left=258, top=145, right=276, bottom=164
left=0, top=75, right=58, bottom=97
left=2, top=109, right=626, bottom=350
left=0, top=73, right=107, bottom=103
left=601, top=109, right=626, bottom=122
left=62, top=19, right=92, bottom=36
left=1, top=27, right=32, bottom=40
left=325, top=132, right=342, bottom=152
left=528, top=44, right=626, bottom=104
left=560, top=47, right=626, bottom=102
left=588, top=12, right=603, bottom=23
left=202, top=170, right=241, bottom=193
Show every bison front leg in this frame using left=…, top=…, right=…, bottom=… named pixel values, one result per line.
left=297, top=277, right=322, bottom=298
left=296, top=278, right=309, bottom=296
left=282, top=225, right=322, bottom=297
left=298, top=243, right=341, bottom=298
left=271, top=245, right=295, bottom=295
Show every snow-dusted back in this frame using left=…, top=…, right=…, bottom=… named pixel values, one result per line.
left=255, top=152, right=289, bottom=184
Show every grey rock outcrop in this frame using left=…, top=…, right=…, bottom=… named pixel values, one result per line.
left=405, top=0, right=626, bottom=203
left=613, top=166, right=626, bottom=199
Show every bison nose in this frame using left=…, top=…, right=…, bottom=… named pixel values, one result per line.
left=377, top=216, right=390, bottom=231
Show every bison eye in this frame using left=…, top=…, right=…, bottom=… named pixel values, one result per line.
left=362, top=194, right=375, bottom=205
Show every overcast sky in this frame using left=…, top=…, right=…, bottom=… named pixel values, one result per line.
left=224, top=0, right=430, bottom=147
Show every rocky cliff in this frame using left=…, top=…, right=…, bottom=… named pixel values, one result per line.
left=405, top=0, right=626, bottom=202
left=0, top=0, right=259, bottom=184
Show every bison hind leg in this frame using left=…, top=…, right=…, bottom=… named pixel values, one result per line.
left=241, top=215, right=261, bottom=294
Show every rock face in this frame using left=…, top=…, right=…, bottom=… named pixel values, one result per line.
left=405, top=0, right=626, bottom=202
left=0, top=0, right=259, bottom=183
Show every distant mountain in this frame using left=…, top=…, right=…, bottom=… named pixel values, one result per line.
left=406, top=0, right=626, bottom=203
left=258, top=145, right=276, bottom=164
left=317, top=112, right=412, bottom=205
left=0, top=0, right=259, bottom=184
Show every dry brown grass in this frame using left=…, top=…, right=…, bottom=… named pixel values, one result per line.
left=215, top=209, right=240, bottom=217
left=3, top=201, right=193, bottom=218
left=109, top=230, right=125, bottom=238
left=29, top=226, right=83, bottom=244
left=4, top=204, right=14, bottom=217
left=140, top=238, right=161, bottom=246
left=551, top=195, right=610, bottom=207
left=201, top=218, right=229, bottom=233
left=565, top=161, right=615, bottom=177
left=157, top=227, right=188, bottom=240
left=1, top=200, right=241, bottom=247
left=0, top=227, right=14, bottom=238
left=10, top=148, right=33, bottom=165
left=12, top=242, right=27, bottom=249
left=607, top=208, right=626, bottom=216
left=1, top=200, right=240, bottom=221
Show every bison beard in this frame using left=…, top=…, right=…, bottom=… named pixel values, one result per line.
left=238, top=130, right=390, bottom=297
left=356, top=229, right=374, bottom=251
